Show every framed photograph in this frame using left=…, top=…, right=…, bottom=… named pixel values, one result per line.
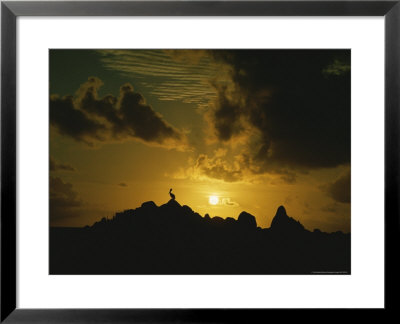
left=1, top=0, right=398, bottom=321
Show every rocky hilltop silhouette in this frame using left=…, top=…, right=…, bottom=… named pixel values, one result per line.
left=50, top=200, right=350, bottom=274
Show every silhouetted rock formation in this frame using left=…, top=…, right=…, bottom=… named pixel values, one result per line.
left=238, top=211, right=257, bottom=229
left=141, top=201, right=157, bottom=209
left=270, top=205, right=305, bottom=234
left=50, top=201, right=350, bottom=275
left=164, top=198, right=181, bottom=208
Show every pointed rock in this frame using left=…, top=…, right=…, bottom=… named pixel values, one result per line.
left=270, top=205, right=305, bottom=233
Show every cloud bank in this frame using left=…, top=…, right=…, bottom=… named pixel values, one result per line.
left=200, top=50, right=350, bottom=181
left=50, top=77, right=188, bottom=150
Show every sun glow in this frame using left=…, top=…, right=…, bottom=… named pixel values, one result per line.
left=209, top=195, right=219, bottom=205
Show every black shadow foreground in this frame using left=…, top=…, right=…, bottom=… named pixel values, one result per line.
left=50, top=202, right=350, bottom=274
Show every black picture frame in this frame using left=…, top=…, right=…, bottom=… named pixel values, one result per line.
left=1, top=0, right=399, bottom=322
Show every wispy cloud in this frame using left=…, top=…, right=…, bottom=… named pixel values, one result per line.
left=97, top=50, right=230, bottom=110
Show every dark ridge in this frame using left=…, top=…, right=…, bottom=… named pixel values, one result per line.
left=50, top=201, right=350, bottom=275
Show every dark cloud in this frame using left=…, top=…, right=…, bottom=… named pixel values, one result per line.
left=211, top=84, right=244, bottom=142
left=118, top=182, right=127, bottom=187
left=50, top=156, right=75, bottom=172
left=50, top=176, right=83, bottom=222
left=323, top=170, right=351, bottom=203
left=50, top=77, right=188, bottom=149
left=208, top=50, right=350, bottom=173
left=50, top=94, right=105, bottom=145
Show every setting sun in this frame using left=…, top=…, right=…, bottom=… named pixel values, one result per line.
left=209, top=195, right=219, bottom=205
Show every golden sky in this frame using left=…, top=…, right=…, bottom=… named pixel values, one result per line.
left=49, top=49, right=350, bottom=232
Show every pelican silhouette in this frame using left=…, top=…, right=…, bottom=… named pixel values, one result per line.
left=169, top=188, right=175, bottom=200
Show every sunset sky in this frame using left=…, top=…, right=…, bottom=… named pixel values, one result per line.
left=49, top=49, right=350, bottom=232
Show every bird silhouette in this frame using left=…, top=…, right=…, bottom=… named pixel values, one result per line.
left=169, top=188, right=175, bottom=200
